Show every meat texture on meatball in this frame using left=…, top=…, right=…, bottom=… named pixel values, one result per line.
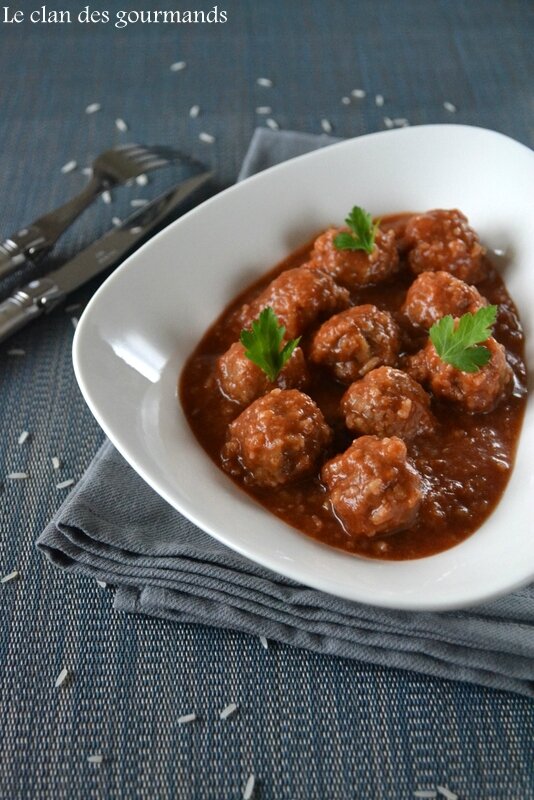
left=239, top=265, right=350, bottom=340
left=221, top=389, right=331, bottom=488
left=321, top=436, right=422, bottom=539
left=405, top=209, right=487, bottom=284
left=402, top=271, right=487, bottom=330
left=310, top=305, right=400, bottom=384
left=309, top=226, right=399, bottom=288
left=407, top=336, right=512, bottom=413
left=341, top=366, right=435, bottom=440
left=216, top=341, right=309, bottom=406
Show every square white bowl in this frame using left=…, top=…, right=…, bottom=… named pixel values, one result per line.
left=74, top=125, right=534, bottom=611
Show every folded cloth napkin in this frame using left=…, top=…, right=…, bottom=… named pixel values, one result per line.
left=38, top=129, right=534, bottom=698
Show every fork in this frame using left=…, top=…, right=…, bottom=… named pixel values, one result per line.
left=0, top=144, right=202, bottom=280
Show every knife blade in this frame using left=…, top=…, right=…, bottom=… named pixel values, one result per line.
left=0, top=170, right=212, bottom=344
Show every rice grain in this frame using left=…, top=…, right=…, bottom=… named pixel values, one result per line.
left=88, top=754, right=103, bottom=764
left=243, top=773, right=255, bottom=799
left=443, top=101, right=457, bottom=113
left=136, top=174, right=148, bottom=186
left=321, top=118, right=333, bottom=133
left=7, top=473, right=28, bottom=480
left=199, top=132, right=216, bottom=144
left=56, top=479, right=75, bottom=490
left=61, top=160, right=77, bottom=174
left=85, top=103, right=101, bottom=114
left=189, top=105, right=200, bottom=118
left=51, top=457, right=60, bottom=470
left=18, top=431, right=29, bottom=445
left=437, top=788, right=458, bottom=800
left=259, top=636, right=268, bottom=649
left=55, top=667, right=69, bottom=688
left=170, top=61, right=186, bottom=71
left=102, top=190, right=112, bottom=205
left=266, top=118, right=279, bottom=130
left=220, top=703, right=238, bottom=720
left=178, top=713, right=197, bottom=724
left=257, top=77, right=273, bottom=87
left=1, top=570, right=20, bottom=584
left=341, top=96, right=351, bottom=105
left=115, top=118, right=128, bottom=132
left=351, top=89, right=366, bottom=98
left=375, top=94, right=384, bottom=107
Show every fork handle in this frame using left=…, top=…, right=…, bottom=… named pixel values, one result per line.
left=0, top=176, right=102, bottom=280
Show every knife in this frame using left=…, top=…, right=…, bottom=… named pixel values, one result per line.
left=0, top=170, right=212, bottom=344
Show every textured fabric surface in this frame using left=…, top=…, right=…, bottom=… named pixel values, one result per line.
left=1, top=1, right=534, bottom=797
left=38, top=128, right=534, bottom=699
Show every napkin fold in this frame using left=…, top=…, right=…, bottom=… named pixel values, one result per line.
left=38, top=129, right=534, bottom=697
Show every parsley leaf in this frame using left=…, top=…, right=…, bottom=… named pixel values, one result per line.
left=240, top=307, right=301, bottom=382
left=429, top=305, right=498, bottom=373
left=333, top=206, right=379, bottom=254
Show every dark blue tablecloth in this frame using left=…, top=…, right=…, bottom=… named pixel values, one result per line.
left=0, top=1, right=533, bottom=797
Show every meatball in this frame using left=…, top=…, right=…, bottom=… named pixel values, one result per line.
left=405, top=209, right=487, bottom=284
left=321, top=436, right=422, bottom=539
left=309, top=226, right=399, bottom=288
left=239, top=265, right=350, bottom=339
left=341, top=367, right=435, bottom=440
left=402, top=271, right=487, bottom=330
left=216, top=341, right=309, bottom=406
left=407, top=336, right=512, bottom=413
left=221, top=389, right=331, bottom=487
left=310, top=305, right=400, bottom=384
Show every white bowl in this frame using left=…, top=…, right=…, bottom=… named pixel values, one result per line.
left=73, top=125, right=534, bottom=611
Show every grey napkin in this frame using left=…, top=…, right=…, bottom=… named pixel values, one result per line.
left=38, top=129, right=534, bottom=698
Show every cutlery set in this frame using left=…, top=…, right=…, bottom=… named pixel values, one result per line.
left=0, top=145, right=211, bottom=343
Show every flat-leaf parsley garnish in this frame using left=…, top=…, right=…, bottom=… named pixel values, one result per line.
left=240, top=307, right=301, bottom=382
left=429, top=305, right=498, bottom=373
left=333, top=206, right=379, bottom=255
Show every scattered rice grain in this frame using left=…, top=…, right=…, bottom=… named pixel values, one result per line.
left=255, top=106, right=272, bottom=115
left=220, top=703, right=238, bottom=720
left=1, top=570, right=20, bottom=584
left=321, top=118, right=333, bottom=133
left=130, top=199, right=148, bottom=207
left=352, top=89, right=366, bottom=98
left=7, top=473, right=28, bottom=480
left=82, top=167, right=93, bottom=177
left=51, top=456, right=60, bottom=470
left=18, top=431, right=29, bottom=445
left=112, top=217, right=122, bottom=227
left=341, top=96, right=351, bottom=105
left=56, top=479, right=75, bottom=490
left=96, top=580, right=107, bottom=589
left=243, top=773, right=255, bottom=800
left=375, top=94, right=384, bottom=107
left=130, top=226, right=143, bottom=235
left=257, top=77, right=273, bottom=87
left=170, top=61, right=186, bottom=71
left=178, top=713, right=197, bottom=724
left=102, top=190, right=112, bottom=205
left=259, top=635, right=268, bottom=649
left=115, top=118, right=128, bottom=132
left=383, top=116, right=394, bottom=129
left=189, top=105, right=200, bottom=118
left=85, top=103, right=101, bottom=114
left=55, top=667, right=69, bottom=688
left=265, top=118, right=279, bottom=130
left=437, top=788, right=458, bottom=800
left=199, top=132, right=216, bottom=144
left=393, top=118, right=409, bottom=126
left=71, top=317, right=79, bottom=330
left=88, top=754, right=103, bottom=764
left=443, top=101, right=457, bottom=113
left=136, top=174, right=148, bottom=186
left=414, top=792, right=437, bottom=798
left=61, top=160, right=77, bottom=174
left=8, top=348, right=25, bottom=356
